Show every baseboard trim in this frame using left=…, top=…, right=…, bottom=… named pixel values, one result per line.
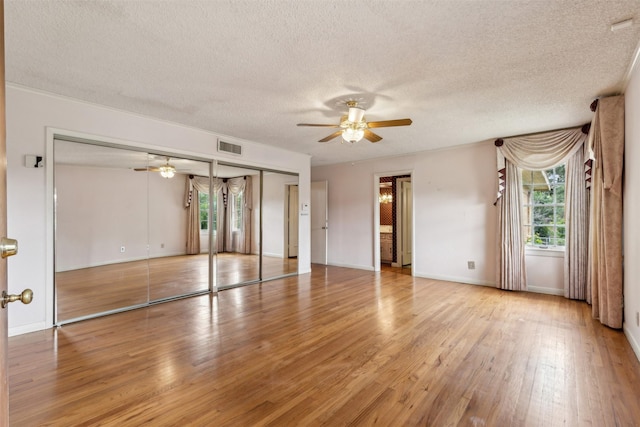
left=527, top=286, right=565, bottom=296
left=9, top=321, right=50, bottom=337
left=327, top=262, right=375, bottom=271
left=623, top=323, right=640, bottom=363
left=413, top=272, right=495, bottom=287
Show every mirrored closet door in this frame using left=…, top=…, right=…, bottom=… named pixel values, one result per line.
left=54, top=138, right=300, bottom=324
left=213, top=164, right=261, bottom=288
left=261, top=170, right=299, bottom=281
left=54, top=139, right=213, bottom=324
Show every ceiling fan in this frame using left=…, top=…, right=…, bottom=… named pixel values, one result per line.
left=297, top=101, right=412, bottom=143
left=134, top=157, right=176, bottom=178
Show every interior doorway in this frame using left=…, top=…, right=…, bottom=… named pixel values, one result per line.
left=310, top=181, right=328, bottom=265
left=376, top=174, right=412, bottom=274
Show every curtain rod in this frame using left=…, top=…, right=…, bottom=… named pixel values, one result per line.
left=494, top=123, right=590, bottom=147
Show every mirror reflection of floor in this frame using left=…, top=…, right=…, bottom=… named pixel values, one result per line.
left=55, top=253, right=298, bottom=322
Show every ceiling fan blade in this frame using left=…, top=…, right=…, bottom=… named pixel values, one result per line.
left=318, top=130, right=343, bottom=142
left=363, top=129, right=382, bottom=143
left=134, top=167, right=161, bottom=172
left=366, top=118, right=412, bottom=128
left=297, top=123, right=340, bottom=128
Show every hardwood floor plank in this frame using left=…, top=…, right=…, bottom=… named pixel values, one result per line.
left=9, top=266, right=640, bottom=425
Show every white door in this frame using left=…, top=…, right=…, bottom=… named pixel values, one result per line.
left=401, top=181, right=413, bottom=267
left=311, top=181, right=328, bottom=265
left=287, top=185, right=299, bottom=257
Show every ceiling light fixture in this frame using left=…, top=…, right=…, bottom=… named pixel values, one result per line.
left=341, top=101, right=367, bottom=143
left=159, top=159, right=176, bottom=178
left=379, top=193, right=393, bottom=204
left=342, top=125, right=365, bottom=143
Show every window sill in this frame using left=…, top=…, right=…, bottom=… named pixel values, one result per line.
left=525, top=246, right=565, bottom=258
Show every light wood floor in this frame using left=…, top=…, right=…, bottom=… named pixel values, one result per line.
left=9, top=265, right=640, bottom=426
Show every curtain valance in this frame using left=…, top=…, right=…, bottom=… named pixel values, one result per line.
left=497, top=127, right=587, bottom=171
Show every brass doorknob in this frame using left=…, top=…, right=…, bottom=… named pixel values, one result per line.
left=1, top=289, right=33, bottom=308
left=0, top=237, right=18, bottom=259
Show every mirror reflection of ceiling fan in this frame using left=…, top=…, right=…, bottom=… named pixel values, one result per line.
left=134, top=157, right=176, bottom=178
left=297, top=100, right=412, bottom=143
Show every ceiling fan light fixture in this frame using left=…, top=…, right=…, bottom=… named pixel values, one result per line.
left=159, top=164, right=176, bottom=178
left=342, top=126, right=364, bottom=143
left=347, top=105, right=365, bottom=123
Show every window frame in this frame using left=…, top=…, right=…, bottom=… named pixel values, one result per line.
left=521, top=164, right=566, bottom=250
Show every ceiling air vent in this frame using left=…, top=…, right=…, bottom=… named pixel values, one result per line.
left=218, top=140, right=242, bottom=156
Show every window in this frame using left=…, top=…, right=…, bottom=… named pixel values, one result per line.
left=199, top=192, right=217, bottom=231
left=522, top=164, right=565, bottom=248
left=231, top=192, right=243, bottom=231
left=199, top=192, right=209, bottom=231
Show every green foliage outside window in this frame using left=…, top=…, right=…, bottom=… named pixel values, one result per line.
left=232, top=192, right=243, bottom=231
left=199, top=192, right=217, bottom=231
left=522, top=165, right=566, bottom=247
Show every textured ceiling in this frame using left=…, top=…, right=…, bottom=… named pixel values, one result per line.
left=5, top=1, right=640, bottom=166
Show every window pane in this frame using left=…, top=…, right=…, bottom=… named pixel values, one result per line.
left=533, top=206, right=554, bottom=225
left=232, top=193, right=243, bottom=231
left=199, top=192, right=209, bottom=230
left=533, top=226, right=553, bottom=246
left=555, top=185, right=565, bottom=204
left=555, top=206, right=565, bottom=225
left=556, top=226, right=566, bottom=246
left=523, top=165, right=565, bottom=248
left=533, top=189, right=553, bottom=205
left=212, top=195, right=217, bottom=230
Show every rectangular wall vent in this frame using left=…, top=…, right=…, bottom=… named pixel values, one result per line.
left=218, top=140, right=242, bottom=156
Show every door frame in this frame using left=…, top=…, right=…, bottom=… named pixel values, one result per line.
left=284, top=183, right=299, bottom=258
left=373, top=171, right=413, bottom=273
left=1, top=1, right=9, bottom=421
left=398, top=178, right=413, bottom=268
left=310, top=180, right=328, bottom=265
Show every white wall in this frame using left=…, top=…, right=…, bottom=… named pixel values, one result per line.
left=624, top=59, right=640, bottom=361
left=311, top=141, right=568, bottom=292
left=525, top=250, right=564, bottom=295
left=312, top=142, right=498, bottom=284
left=5, top=85, right=311, bottom=335
left=55, top=165, right=188, bottom=271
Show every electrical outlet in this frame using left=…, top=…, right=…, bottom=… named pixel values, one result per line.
left=161, top=243, right=165, bottom=248
left=120, top=246, right=125, bottom=253
left=467, top=261, right=475, bottom=270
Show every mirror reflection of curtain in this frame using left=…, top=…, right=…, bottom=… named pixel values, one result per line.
left=225, top=176, right=252, bottom=254
left=185, top=176, right=200, bottom=255
left=185, top=175, right=224, bottom=254
left=186, top=175, right=252, bottom=255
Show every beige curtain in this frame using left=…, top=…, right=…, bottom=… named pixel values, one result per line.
left=185, top=176, right=200, bottom=255
left=588, top=95, right=625, bottom=329
left=496, top=127, right=588, bottom=292
left=564, top=144, right=589, bottom=299
left=214, top=181, right=225, bottom=253
left=185, top=176, right=224, bottom=255
left=225, top=177, right=251, bottom=254
left=242, top=176, right=253, bottom=254
left=497, top=160, right=527, bottom=290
